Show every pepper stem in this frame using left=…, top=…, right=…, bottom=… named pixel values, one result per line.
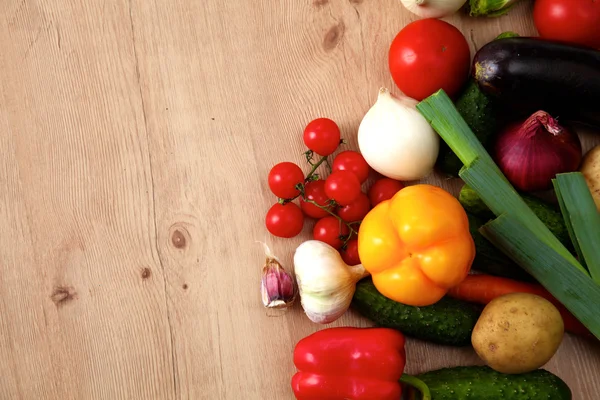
left=400, top=374, right=431, bottom=400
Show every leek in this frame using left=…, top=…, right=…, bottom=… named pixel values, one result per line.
left=480, top=215, right=600, bottom=339
left=553, top=178, right=585, bottom=268
left=554, top=172, right=600, bottom=283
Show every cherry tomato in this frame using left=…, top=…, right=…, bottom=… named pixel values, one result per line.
left=303, top=118, right=341, bottom=156
left=268, top=162, right=304, bottom=199
left=313, top=216, right=349, bottom=250
left=300, top=179, right=334, bottom=219
left=337, top=193, right=370, bottom=222
left=533, top=0, right=600, bottom=49
left=325, top=171, right=361, bottom=206
left=340, top=239, right=360, bottom=266
left=389, top=18, right=470, bottom=101
left=332, top=151, right=371, bottom=183
left=368, top=178, right=404, bottom=207
left=265, top=203, right=304, bottom=238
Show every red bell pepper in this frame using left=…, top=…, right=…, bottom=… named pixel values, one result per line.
left=291, top=327, right=407, bottom=400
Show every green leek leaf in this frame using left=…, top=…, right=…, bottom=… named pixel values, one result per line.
left=554, top=173, right=600, bottom=284
left=481, top=214, right=600, bottom=339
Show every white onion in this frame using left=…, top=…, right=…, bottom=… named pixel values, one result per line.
left=358, top=88, right=439, bottom=181
left=400, top=0, right=467, bottom=18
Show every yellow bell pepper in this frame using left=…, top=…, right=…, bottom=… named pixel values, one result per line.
left=358, top=184, right=475, bottom=307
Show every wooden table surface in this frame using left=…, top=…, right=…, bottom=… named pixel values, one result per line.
left=1, top=0, right=599, bottom=399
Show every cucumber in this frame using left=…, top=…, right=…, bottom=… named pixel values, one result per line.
left=438, top=32, right=519, bottom=177
left=467, top=213, right=535, bottom=282
left=459, top=184, right=572, bottom=250
left=351, top=279, right=481, bottom=346
left=409, top=366, right=572, bottom=400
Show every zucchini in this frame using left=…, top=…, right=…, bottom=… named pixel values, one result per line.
left=473, top=37, right=600, bottom=129
left=467, top=213, right=535, bottom=282
left=459, top=184, right=572, bottom=251
left=439, top=32, right=519, bottom=177
left=409, top=366, right=572, bottom=400
left=351, top=279, right=480, bottom=346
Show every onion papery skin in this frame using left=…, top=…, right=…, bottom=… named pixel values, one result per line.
left=493, top=111, right=582, bottom=192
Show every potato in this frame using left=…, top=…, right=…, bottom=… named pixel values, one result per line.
left=580, top=144, right=600, bottom=211
left=471, top=293, right=564, bottom=374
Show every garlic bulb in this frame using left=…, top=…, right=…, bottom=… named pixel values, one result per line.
left=294, top=240, right=369, bottom=324
left=358, top=88, right=439, bottom=181
left=401, top=0, right=467, bottom=18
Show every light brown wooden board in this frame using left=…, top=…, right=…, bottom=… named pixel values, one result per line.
left=0, top=0, right=598, bottom=399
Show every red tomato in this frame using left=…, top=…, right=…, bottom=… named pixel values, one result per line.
left=268, top=162, right=305, bottom=199
left=265, top=203, right=304, bottom=238
left=389, top=19, right=470, bottom=101
left=534, top=0, right=600, bottom=49
left=313, top=216, right=349, bottom=250
left=332, top=151, right=371, bottom=183
left=303, top=118, right=341, bottom=156
left=340, top=239, right=360, bottom=266
left=300, top=180, right=334, bottom=219
left=337, top=193, right=370, bottom=222
left=368, top=178, right=404, bottom=207
left=325, top=171, right=361, bottom=206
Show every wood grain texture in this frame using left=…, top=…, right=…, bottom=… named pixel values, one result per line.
left=0, top=0, right=598, bottom=399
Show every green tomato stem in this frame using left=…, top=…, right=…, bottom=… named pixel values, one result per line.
left=303, top=199, right=358, bottom=247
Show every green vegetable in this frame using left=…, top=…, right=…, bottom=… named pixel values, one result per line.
left=438, top=81, right=497, bottom=176
left=480, top=214, right=600, bottom=338
left=438, top=32, right=518, bottom=177
left=495, top=31, right=520, bottom=39
left=468, top=0, right=522, bottom=17
left=352, top=279, right=480, bottom=346
left=460, top=184, right=572, bottom=251
left=416, top=89, right=600, bottom=340
left=553, top=173, right=600, bottom=283
left=467, top=212, right=535, bottom=282
left=409, top=366, right=571, bottom=400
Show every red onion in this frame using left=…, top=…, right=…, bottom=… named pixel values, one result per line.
left=494, top=111, right=582, bottom=192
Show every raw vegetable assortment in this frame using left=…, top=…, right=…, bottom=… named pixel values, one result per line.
left=259, top=1, right=600, bottom=399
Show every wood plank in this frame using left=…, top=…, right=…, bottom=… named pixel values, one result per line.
left=0, top=1, right=174, bottom=398
left=0, top=0, right=599, bottom=399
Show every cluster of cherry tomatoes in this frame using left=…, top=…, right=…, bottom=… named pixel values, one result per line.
left=265, top=118, right=404, bottom=265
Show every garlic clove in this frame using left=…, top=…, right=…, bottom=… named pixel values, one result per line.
left=259, top=242, right=297, bottom=309
left=261, top=258, right=296, bottom=309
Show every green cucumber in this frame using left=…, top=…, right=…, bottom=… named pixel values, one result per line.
left=460, top=184, right=572, bottom=250
left=410, top=366, right=572, bottom=400
left=438, top=32, right=519, bottom=177
left=467, top=212, right=535, bottom=282
left=351, top=280, right=481, bottom=346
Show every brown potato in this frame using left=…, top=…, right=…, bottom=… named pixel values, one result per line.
left=471, top=292, right=564, bottom=374
left=580, top=144, right=600, bottom=211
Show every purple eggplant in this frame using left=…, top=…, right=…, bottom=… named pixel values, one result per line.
left=473, top=37, right=600, bottom=129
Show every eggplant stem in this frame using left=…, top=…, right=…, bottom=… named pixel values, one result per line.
left=400, top=374, right=431, bottom=400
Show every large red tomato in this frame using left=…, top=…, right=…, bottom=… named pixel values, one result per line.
left=389, top=19, right=470, bottom=101
left=534, top=0, right=600, bottom=49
